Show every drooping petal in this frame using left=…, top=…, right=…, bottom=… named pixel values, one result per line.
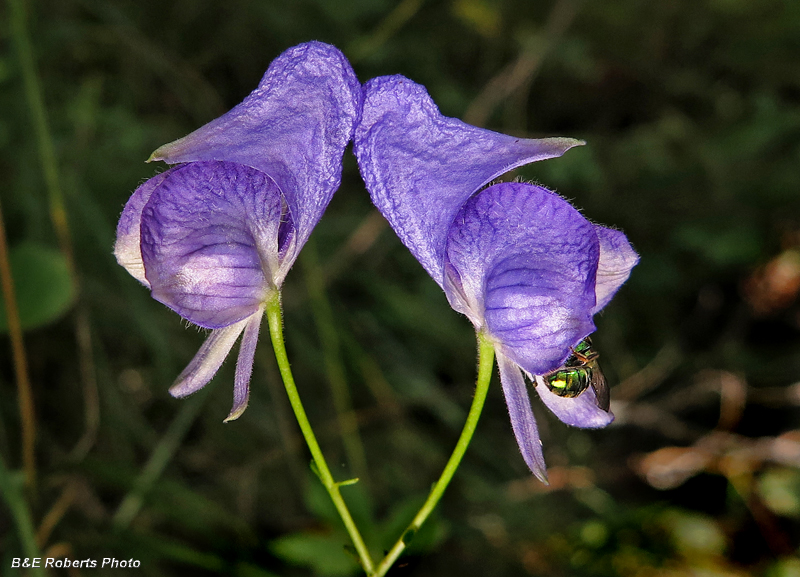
left=497, top=351, right=548, bottom=483
left=225, top=305, right=264, bottom=422
left=592, top=227, right=639, bottom=313
left=533, top=375, right=615, bottom=428
left=446, top=183, right=599, bottom=375
left=114, top=171, right=170, bottom=287
left=149, top=42, right=362, bottom=280
left=169, top=316, right=251, bottom=398
left=140, top=161, right=282, bottom=329
left=354, top=75, right=584, bottom=285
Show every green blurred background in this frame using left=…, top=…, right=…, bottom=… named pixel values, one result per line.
left=1, top=0, right=799, bottom=575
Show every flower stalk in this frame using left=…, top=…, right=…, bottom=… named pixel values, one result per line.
left=264, top=290, right=375, bottom=574
left=373, top=331, right=494, bottom=577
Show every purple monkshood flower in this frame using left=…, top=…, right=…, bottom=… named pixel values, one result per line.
left=354, top=76, right=638, bottom=481
left=115, top=42, right=361, bottom=421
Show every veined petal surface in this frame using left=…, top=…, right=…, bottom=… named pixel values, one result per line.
left=149, top=42, right=361, bottom=278
left=446, top=183, right=599, bottom=375
left=355, top=75, right=583, bottom=285
left=140, top=161, right=282, bottom=329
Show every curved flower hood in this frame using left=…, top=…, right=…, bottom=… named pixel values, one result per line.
left=115, top=42, right=361, bottom=420
left=354, top=75, right=638, bottom=481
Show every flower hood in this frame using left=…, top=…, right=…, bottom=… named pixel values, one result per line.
left=354, top=75, right=638, bottom=480
left=114, top=41, right=362, bottom=420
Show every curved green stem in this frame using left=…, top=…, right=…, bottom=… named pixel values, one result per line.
left=264, top=291, right=375, bottom=574
left=373, top=332, right=495, bottom=577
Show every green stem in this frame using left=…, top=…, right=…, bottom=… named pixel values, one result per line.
left=373, top=332, right=495, bottom=577
left=264, top=291, right=375, bottom=574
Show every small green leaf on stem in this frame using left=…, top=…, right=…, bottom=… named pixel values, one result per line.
left=336, top=477, right=360, bottom=488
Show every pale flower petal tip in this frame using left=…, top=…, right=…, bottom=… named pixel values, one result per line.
left=224, top=307, right=263, bottom=422
left=593, top=227, right=640, bottom=313
left=114, top=171, right=170, bottom=288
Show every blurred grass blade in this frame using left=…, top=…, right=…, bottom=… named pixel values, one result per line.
left=112, top=387, right=211, bottom=531
left=348, top=0, right=424, bottom=62
left=7, top=0, right=74, bottom=269
left=302, top=240, right=369, bottom=481
left=9, top=0, right=100, bottom=465
left=0, top=454, right=45, bottom=576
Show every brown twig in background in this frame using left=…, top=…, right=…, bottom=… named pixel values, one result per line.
left=68, top=311, right=100, bottom=461
left=634, top=427, right=800, bottom=556
left=611, top=342, right=682, bottom=402
left=709, top=370, right=747, bottom=432
left=0, top=199, right=37, bottom=490
left=323, top=209, right=387, bottom=284
left=37, top=480, right=78, bottom=547
left=464, top=0, right=581, bottom=128
left=347, top=0, right=425, bottom=63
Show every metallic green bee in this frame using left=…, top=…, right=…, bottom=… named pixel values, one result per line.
left=542, top=337, right=610, bottom=411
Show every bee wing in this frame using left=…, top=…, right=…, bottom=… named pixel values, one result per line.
left=590, top=363, right=610, bottom=412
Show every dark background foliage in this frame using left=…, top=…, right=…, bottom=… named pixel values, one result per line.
left=1, top=0, right=799, bottom=575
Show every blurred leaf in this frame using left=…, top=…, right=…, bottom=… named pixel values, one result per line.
left=757, top=468, right=800, bottom=517
left=661, top=510, right=726, bottom=559
left=580, top=520, right=609, bottom=549
left=234, top=562, right=281, bottom=577
left=673, top=223, right=763, bottom=267
left=270, top=531, right=360, bottom=577
left=767, top=557, right=800, bottom=577
left=452, top=0, right=501, bottom=38
left=0, top=242, right=75, bottom=332
left=377, top=494, right=448, bottom=554
left=131, top=533, right=227, bottom=572
left=304, top=473, right=346, bottom=527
